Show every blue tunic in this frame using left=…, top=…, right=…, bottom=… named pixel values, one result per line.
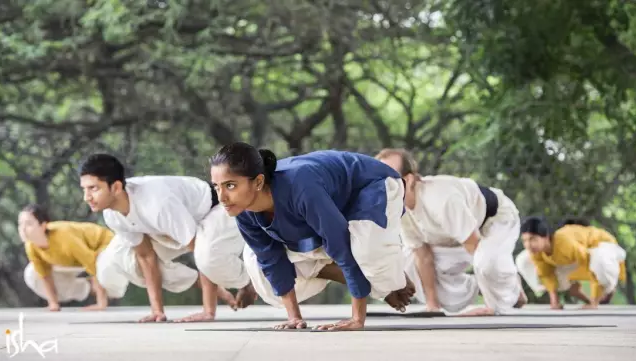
left=236, top=150, right=403, bottom=299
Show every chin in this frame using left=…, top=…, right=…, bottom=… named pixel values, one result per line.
left=223, top=206, right=243, bottom=217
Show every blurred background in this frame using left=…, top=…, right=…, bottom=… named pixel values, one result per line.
left=1, top=0, right=635, bottom=308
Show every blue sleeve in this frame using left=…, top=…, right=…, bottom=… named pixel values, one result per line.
left=235, top=214, right=296, bottom=296
left=295, top=185, right=371, bottom=299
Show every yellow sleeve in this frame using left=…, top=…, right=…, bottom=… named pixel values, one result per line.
left=63, top=234, right=98, bottom=276
left=531, top=254, right=558, bottom=292
left=24, top=243, right=52, bottom=277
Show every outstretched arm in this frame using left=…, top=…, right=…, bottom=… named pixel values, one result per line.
left=134, top=234, right=166, bottom=322
left=236, top=216, right=304, bottom=328
left=25, top=244, right=58, bottom=311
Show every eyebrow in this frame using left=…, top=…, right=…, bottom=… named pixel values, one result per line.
left=212, top=180, right=236, bottom=186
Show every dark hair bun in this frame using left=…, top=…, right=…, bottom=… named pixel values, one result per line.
left=258, top=149, right=277, bottom=179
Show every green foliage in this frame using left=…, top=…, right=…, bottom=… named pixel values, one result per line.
left=0, top=0, right=634, bottom=307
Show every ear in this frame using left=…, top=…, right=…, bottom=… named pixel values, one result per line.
left=254, top=174, right=265, bottom=190
left=111, top=180, right=124, bottom=194
left=404, top=173, right=417, bottom=190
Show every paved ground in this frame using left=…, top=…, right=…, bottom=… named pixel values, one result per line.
left=1, top=304, right=635, bottom=361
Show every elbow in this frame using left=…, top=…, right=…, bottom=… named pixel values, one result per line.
left=134, top=248, right=157, bottom=265
left=415, top=244, right=435, bottom=266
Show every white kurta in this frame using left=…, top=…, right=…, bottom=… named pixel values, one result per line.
left=401, top=175, right=522, bottom=314
left=99, top=176, right=250, bottom=293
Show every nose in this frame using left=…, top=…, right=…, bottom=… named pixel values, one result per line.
left=83, top=190, right=92, bottom=203
left=216, top=188, right=228, bottom=203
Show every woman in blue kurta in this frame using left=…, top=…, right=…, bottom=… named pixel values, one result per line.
left=210, top=142, right=415, bottom=330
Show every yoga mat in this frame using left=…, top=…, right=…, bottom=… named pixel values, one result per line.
left=367, top=311, right=446, bottom=318
left=367, top=310, right=636, bottom=318
left=70, top=316, right=344, bottom=324
left=185, top=323, right=614, bottom=332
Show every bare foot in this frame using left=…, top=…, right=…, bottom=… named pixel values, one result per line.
left=384, top=291, right=407, bottom=312
left=138, top=312, right=167, bottom=323
left=600, top=291, right=614, bottom=305
left=550, top=303, right=564, bottom=310
left=514, top=290, right=528, bottom=309
left=314, top=318, right=364, bottom=331
left=458, top=307, right=495, bottom=317
left=581, top=303, right=599, bottom=310
left=81, top=303, right=107, bottom=311
left=172, top=312, right=215, bottom=323
left=235, top=283, right=258, bottom=309
left=273, top=318, right=307, bottom=330
left=218, top=288, right=237, bottom=310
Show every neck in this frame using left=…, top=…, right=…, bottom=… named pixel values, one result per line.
left=545, top=240, right=553, bottom=255
left=247, top=187, right=275, bottom=213
left=110, top=192, right=131, bottom=216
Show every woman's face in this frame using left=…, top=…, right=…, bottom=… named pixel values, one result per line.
left=17, top=211, right=48, bottom=246
left=210, top=164, right=262, bottom=217
left=521, top=232, right=550, bottom=254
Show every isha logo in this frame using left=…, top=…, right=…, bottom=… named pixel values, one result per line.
left=4, top=313, right=59, bottom=358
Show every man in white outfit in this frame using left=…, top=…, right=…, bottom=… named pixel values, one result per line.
left=376, top=149, right=527, bottom=316
left=79, top=154, right=257, bottom=322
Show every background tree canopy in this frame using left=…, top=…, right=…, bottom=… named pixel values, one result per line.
left=1, top=0, right=635, bottom=307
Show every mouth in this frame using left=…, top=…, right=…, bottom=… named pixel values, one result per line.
left=223, top=204, right=235, bottom=211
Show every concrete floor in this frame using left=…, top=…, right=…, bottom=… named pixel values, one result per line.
left=1, top=304, right=635, bottom=361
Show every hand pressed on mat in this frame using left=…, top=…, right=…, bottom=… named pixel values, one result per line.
left=139, top=312, right=167, bottom=323
left=314, top=296, right=366, bottom=331
left=274, top=289, right=307, bottom=330
left=173, top=311, right=215, bottom=323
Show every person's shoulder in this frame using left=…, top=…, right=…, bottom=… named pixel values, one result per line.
left=235, top=211, right=258, bottom=226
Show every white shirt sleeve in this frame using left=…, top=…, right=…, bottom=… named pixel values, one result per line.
left=441, top=194, right=479, bottom=244
left=155, top=199, right=198, bottom=246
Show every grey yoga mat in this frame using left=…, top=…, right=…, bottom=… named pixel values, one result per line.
left=185, top=323, right=614, bottom=332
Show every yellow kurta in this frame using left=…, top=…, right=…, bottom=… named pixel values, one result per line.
left=530, top=224, right=627, bottom=299
left=24, top=221, right=114, bottom=278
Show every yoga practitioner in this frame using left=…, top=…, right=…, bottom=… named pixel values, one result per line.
left=517, top=216, right=626, bottom=309
left=19, top=204, right=128, bottom=311
left=210, top=142, right=415, bottom=330
left=376, top=148, right=527, bottom=316
left=78, top=154, right=257, bottom=322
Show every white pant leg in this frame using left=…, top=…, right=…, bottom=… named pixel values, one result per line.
left=23, top=263, right=90, bottom=303
left=243, top=245, right=332, bottom=307
left=404, top=246, right=478, bottom=312
left=349, top=177, right=407, bottom=300
left=589, top=242, right=627, bottom=296
left=472, top=191, right=522, bottom=314
left=95, top=240, right=130, bottom=299
left=515, top=249, right=546, bottom=294
left=193, top=205, right=250, bottom=289
left=101, top=234, right=199, bottom=293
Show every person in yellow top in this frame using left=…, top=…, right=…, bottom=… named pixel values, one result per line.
left=19, top=204, right=129, bottom=311
left=517, top=216, right=626, bottom=309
